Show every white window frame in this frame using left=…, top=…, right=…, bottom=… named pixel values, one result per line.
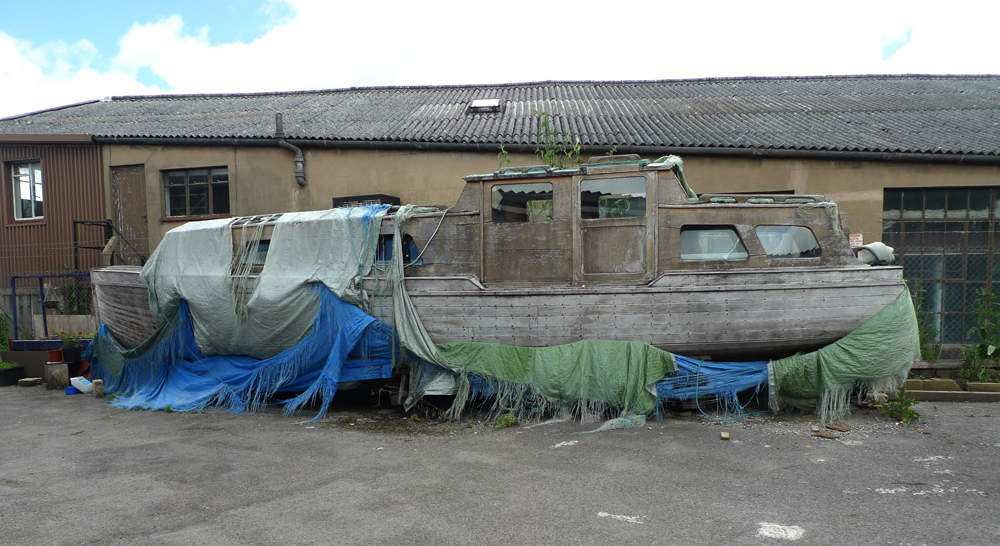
left=11, top=160, right=43, bottom=220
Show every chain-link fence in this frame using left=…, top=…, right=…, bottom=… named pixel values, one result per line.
left=844, top=206, right=999, bottom=346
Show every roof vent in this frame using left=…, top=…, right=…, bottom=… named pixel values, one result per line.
left=468, top=98, right=501, bottom=113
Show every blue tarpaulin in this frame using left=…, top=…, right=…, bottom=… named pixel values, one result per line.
left=89, top=286, right=399, bottom=420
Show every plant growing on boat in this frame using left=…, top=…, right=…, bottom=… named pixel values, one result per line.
left=497, top=144, right=511, bottom=169
left=880, top=388, right=919, bottom=424
left=907, top=280, right=941, bottom=360
left=533, top=111, right=581, bottom=169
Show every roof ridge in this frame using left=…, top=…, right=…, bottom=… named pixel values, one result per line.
left=106, top=74, right=1000, bottom=103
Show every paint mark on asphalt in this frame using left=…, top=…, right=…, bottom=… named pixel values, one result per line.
left=552, top=441, right=578, bottom=448
left=597, top=512, right=642, bottom=524
left=757, top=522, right=804, bottom=540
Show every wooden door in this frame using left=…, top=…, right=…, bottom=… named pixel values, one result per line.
left=110, top=165, right=149, bottom=265
left=575, top=173, right=654, bottom=282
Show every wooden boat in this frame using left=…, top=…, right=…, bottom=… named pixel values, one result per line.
left=92, top=155, right=904, bottom=361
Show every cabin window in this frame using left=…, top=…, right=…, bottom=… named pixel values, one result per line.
left=581, top=176, right=646, bottom=219
left=755, top=226, right=822, bottom=258
left=377, top=234, right=423, bottom=265
left=236, top=239, right=270, bottom=275
left=680, top=226, right=748, bottom=260
left=491, top=183, right=553, bottom=223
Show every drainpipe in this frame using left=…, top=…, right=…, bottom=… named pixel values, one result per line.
left=275, top=113, right=305, bottom=186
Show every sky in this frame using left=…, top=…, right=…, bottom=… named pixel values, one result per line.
left=1, top=0, right=998, bottom=119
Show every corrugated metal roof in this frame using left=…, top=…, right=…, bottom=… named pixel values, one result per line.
left=1, top=75, right=999, bottom=156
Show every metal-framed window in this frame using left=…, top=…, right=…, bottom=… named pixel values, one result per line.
left=883, top=187, right=998, bottom=343
left=164, top=167, right=230, bottom=217
left=11, top=160, right=43, bottom=220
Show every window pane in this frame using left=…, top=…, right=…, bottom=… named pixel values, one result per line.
left=902, top=190, right=923, bottom=218
left=882, top=221, right=900, bottom=248
left=11, top=161, right=42, bottom=220
left=969, top=188, right=990, bottom=219
left=166, top=186, right=187, bottom=216
left=946, top=189, right=969, bottom=218
left=923, top=222, right=945, bottom=250
left=680, top=227, right=748, bottom=260
left=581, top=176, right=646, bottom=219
left=211, top=168, right=229, bottom=184
left=923, top=254, right=943, bottom=279
left=943, top=283, right=964, bottom=312
left=924, top=189, right=945, bottom=218
left=942, top=313, right=963, bottom=343
left=188, top=170, right=209, bottom=185
left=902, top=222, right=923, bottom=249
left=755, top=226, right=821, bottom=258
left=189, top=184, right=209, bottom=215
left=968, top=253, right=988, bottom=281
left=883, top=189, right=902, bottom=219
left=945, top=222, right=964, bottom=247
left=969, top=221, right=990, bottom=249
left=166, top=172, right=185, bottom=185
left=212, top=183, right=230, bottom=214
left=944, top=254, right=963, bottom=279
left=491, top=183, right=553, bottom=223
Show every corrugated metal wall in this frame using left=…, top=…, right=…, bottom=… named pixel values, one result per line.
left=0, top=144, right=105, bottom=279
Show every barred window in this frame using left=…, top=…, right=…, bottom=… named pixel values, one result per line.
left=883, top=187, right=998, bottom=343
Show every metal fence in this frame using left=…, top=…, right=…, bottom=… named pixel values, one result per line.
left=5, top=272, right=94, bottom=341
left=843, top=209, right=995, bottom=345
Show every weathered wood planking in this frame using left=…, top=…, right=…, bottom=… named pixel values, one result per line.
left=366, top=267, right=904, bottom=359
left=91, top=266, right=159, bottom=349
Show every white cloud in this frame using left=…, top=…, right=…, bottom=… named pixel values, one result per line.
left=2, top=0, right=999, bottom=119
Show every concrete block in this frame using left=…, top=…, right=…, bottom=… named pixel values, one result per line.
left=905, top=379, right=925, bottom=391
left=922, top=378, right=961, bottom=391
left=910, top=390, right=1000, bottom=403
left=966, top=382, right=1000, bottom=393
left=44, top=363, right=69, bottom=390
left=18, top=377, right=42, bottom=387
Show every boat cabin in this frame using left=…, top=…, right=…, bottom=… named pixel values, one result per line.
left=384, top=155, right=860, bottom=286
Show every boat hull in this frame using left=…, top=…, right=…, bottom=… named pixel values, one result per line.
left=367, top=265, right=905, bottom=360
left=91, top=265, right=905, bottom=361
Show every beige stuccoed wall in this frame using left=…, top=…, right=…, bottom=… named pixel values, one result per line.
left=104, top=144, right=540, bottom=249
left=682, top=157, right=1000, bottom=241
left=102, top=145, right=1000, bottom=251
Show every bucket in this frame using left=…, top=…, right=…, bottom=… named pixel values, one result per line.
left=48, top=348, right=63, bottom=362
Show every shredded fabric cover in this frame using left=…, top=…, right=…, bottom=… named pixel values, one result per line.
left=89, top=206, right=920, bottom=423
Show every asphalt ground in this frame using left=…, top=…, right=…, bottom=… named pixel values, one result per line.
left=2, top=385, right=998, bottom=546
